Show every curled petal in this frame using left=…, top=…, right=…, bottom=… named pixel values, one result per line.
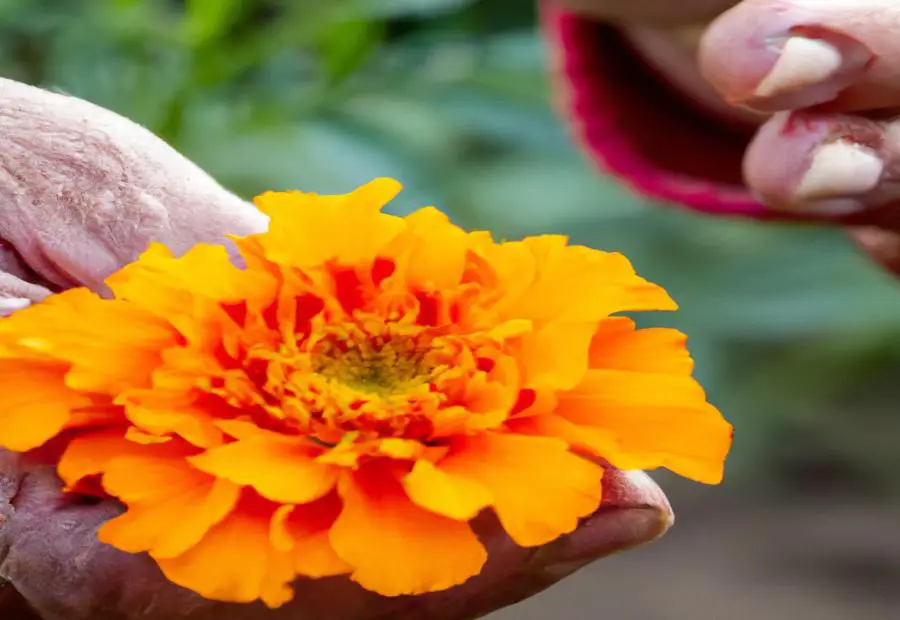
left=0, top=360, right=92, bottom=452
left=331, top=465, right=487, bottom=596
left=516, top=320, right=598, bottom=390
left=99, top=449, right=240, bottom=558
left=58, top=429, right=135, bottom=487
left=382, top=207, right=469, bottom=290
left=157, top=500, right=296, bottom=608
left=402, top=459, right=492, bottom=521
left=188, top=439, right=339, bottom=504
left=437, top=433, right=603, bottom=547
left=498, top=237, right=677, bottom=323
left=254, top=178, right=405, bottom=268
left=270, top=494, right=351, bottom=578
left=558, top=369, right=732, bottom=484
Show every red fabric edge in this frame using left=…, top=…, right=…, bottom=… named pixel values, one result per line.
left=540, top=3, right=791, bottom=220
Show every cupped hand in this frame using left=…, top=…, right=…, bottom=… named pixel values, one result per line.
left=556, top=0, right=900, bottom=273
left=0, top=78, right=673, bottom=620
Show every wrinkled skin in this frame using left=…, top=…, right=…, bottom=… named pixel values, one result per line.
left=554, top=0, right=900, bottom=274
left=0, top=78, right=674, bottom=620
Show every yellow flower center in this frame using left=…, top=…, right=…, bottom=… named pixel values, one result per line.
left=310, top=332, right=434, bottom=397
left=232, top=319, right=450, bottom=445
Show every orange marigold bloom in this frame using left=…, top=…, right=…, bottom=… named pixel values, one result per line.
left=0, top=178, right=731, bottom=606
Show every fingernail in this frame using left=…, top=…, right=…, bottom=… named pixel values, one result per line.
left=755, top=37, right=843, bottom=98
left=741, top=30, right=873, bottom=111
left=793, top=140, right=883, bottom=210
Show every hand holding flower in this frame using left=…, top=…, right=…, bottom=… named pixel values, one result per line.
left=0, top=78, right=729, bottom=620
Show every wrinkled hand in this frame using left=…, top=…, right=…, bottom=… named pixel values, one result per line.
left=0, top=78, right=673, bottom=620
left=554, top=0, right=900, bottom=273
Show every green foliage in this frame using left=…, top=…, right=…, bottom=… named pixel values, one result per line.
left=4, top=0, right=900, bottom=489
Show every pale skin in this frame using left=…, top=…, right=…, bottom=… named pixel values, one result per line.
left=0, top=79, right=673, bottom=620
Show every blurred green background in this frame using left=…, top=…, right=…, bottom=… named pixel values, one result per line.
left=5, top=0, right=900, bottom=618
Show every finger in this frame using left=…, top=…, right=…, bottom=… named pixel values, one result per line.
left=699, top=0, right=900, bottom=113
left=0, top=78, right=267, bottom=296
left=742, top=109, right=900, bottom=226
left=0, top=457, right=214, bottom=620
left=0, top=272, right=51, bottom=316
left=549, top=0, right=735, bottom=24
left=537, top=469, right=672, bottom=569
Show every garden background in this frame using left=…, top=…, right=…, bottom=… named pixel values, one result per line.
left=6, top=1, right=900, bottom=617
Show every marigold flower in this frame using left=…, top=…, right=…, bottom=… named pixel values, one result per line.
left=0, top=178, right=732, bottom=606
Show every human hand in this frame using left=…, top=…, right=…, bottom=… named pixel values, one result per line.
left=0, top=78, right=673, bottom=620
left=553, top=0, right=900, bottom=273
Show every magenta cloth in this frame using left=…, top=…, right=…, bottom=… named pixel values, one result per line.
left=542, top=4, right=792, bottom=220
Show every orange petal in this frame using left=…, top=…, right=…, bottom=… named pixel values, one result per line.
left=383, top=207, right=468, bottom=290
left=108, top=243, right=276, bottom=311
left=57, top=429, right=134, bottom=487
left=331, top=464, right=487, bottom=596
left=0, top=360, right=92, bottom=452
left=500, top=237, right=676, bottom=323
left=588, top=318, right=694, bottom=375
left=254, top=179, right=406, bottom=268
left=438, top=433, right=603, bottom=547
left=121, top=390, right=224, bottom=448
left=99, top=449, right=240, bottom=559
left=402, top=459, right=492, bottom=521
left=189, top=438, right=338, bottom=504
left=1, top=288, right=175, bottom=394
left=558, top=369, right=732, bottom=484
left=465, top=233, right=536, bottom=308
left=156, top=500, right=296, bottom=608
left=516, top=320, right=597, bottom=390
left=270, top=494, right=351, bottom=578
left=508, top=415, right=620, bottom=459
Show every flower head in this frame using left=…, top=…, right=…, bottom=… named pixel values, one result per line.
left=0, top=178, right=732, bottom=606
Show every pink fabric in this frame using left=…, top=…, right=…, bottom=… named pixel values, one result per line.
left=542, top=4, right=795, bottom=220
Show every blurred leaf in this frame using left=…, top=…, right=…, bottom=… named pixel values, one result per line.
left=316, top=19, right=384, bottom=84
left=184, top=0, right=247, bottom=45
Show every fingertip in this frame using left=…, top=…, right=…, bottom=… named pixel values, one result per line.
left=700, top=2, right=874, bottom=113
left=741, top=110, right=900, bottom=224
left=540, top=469, right=674, bottom=572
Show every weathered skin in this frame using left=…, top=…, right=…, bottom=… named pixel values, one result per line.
left=0, top=78, right=673, bottom=620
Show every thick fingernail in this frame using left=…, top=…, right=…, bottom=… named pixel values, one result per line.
left=755, top=36, right=842, bottom=97
left=739, top=30, right=872, bottom=112
left=791, top=140, right=882, bottom=212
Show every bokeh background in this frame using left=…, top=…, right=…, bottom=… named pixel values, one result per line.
left=5, top=1, right=900, bottom=618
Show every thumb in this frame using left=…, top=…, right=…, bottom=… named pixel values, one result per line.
left=0, top=78, right=267, bottom=298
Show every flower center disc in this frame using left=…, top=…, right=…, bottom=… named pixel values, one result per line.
left=241, top=320, right=450, bottom=446
left=311, top=332, right=433, bottom=396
